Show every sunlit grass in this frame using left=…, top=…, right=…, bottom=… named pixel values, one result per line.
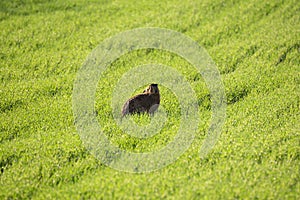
left=0, top=0, right=299, bottom=199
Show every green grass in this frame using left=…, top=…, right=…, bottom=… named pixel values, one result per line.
left=1, top=0, right=299, bottom=199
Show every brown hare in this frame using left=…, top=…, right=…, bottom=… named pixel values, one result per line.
left=122, top=84, right=160, bottom=116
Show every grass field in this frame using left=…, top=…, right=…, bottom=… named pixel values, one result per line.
left=1, top=0, right=300, bottom=199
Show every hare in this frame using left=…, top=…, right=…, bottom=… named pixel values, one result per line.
left=122, top=84, right=160, bottom=116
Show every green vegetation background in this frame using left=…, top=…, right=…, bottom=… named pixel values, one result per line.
left=0, top=0, right=299, bottom=199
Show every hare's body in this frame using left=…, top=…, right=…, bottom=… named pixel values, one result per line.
left=122, top=84, right=160, bottom=116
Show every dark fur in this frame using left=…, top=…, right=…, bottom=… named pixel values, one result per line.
left=122, top=84, right=160, bottom=116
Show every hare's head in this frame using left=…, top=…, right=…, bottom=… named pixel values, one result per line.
left=143, top=84, right=159, bottom=94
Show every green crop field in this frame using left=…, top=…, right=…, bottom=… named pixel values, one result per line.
left=1, top=0, right=299, bottom=199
